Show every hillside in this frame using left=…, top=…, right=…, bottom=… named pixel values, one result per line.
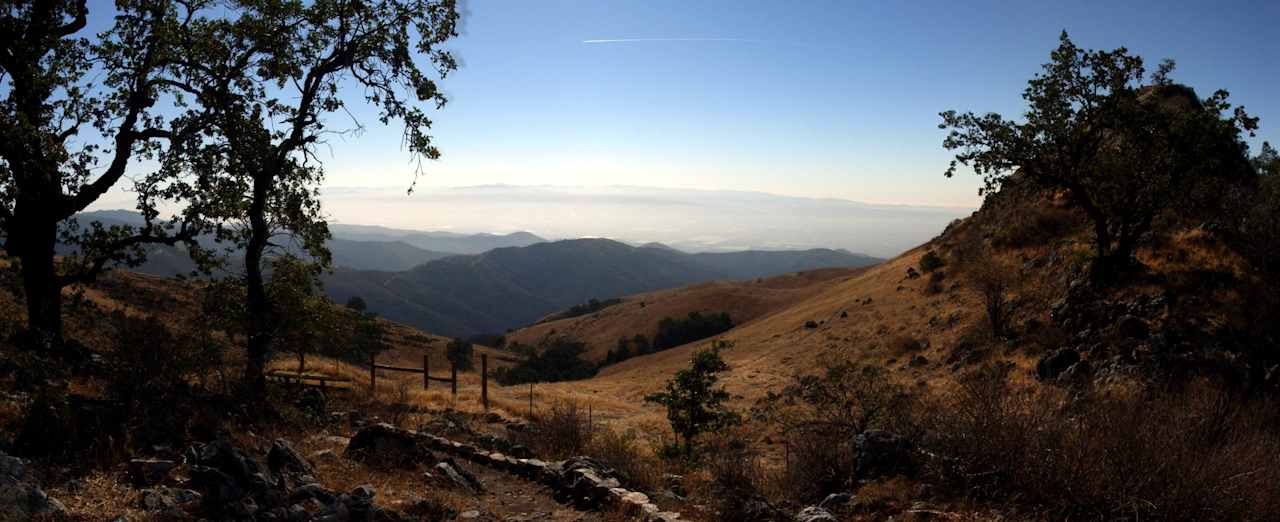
left=506, top=267, right=864, bottom=361
left=328, top=223, right=546, bottom=254
left=322, top=239, right=882, bottom=338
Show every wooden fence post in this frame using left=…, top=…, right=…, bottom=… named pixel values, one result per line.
left=423, top=354, right=429, bottom=390
left=369, top=352, right=376, bottom=396
left=528, top=383, right=534, bottom=418
left=481, top=354, right=489, bottom=410
left=450, top=362, right=458, bottom=397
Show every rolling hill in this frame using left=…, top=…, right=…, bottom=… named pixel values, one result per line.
left=321, top=238, right=882, bottom=338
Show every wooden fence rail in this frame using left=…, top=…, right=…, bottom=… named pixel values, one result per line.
left=371, top=353, right=460, bottom=397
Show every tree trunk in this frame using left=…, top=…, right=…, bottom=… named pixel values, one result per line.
left=242, top=176, right=273, bottom=396
left=9, top=203, right=63, bottom=350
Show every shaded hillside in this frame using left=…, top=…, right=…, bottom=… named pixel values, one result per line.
left=322, top=239, right=881, bottom=338
left=506, top=267, right=865, bottom=361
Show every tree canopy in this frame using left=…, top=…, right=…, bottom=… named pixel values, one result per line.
left=940, top=32, right=1256, bottom=279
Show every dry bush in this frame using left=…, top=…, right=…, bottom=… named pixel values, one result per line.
left=586, top=428, right=665, bottom=493
left=992, top=205, right=1078, bottom=248
left=922, top=366, right=1280, bottom=520
left=756, top=362, right=917, bottom=503
left=512, top=400, right=593, bottom=459
left=889, top=334, right=924, bottom=355
left=924, top=270, right=946, bottom=295
left=695, top=437, right=775, bottom=521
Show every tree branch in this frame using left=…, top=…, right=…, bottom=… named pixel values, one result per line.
left=55, top=0, right=89, bottom=37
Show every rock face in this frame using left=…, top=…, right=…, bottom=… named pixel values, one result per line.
left=268, top=438, right=315, bottom=476
left=854, top=430, right=914, bottom=479
left=433, top=458, right=484, bottom=493
left=0, top=451, right=67, bottom=520
left=1116, top=314, right=1150, bottom=340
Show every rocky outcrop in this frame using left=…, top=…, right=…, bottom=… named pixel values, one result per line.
left=795, top=505, right=838, bottom=522
left=0, top=451, right=67, bottom=520
left=128, top=458, right=177, bottom=487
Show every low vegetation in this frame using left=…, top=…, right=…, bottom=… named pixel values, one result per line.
left=494, top=334, right=598, bottom=385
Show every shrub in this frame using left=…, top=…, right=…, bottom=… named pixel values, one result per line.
left=586, top=428, right=664, bottom=493
left=992, top=205, right=1077, bottom=248
left=921, top=366, right=1280, bottom=520
left=494, top=334, right=597, bottom=385
left=919, top=250, right=945, bottom=273
left=755, top=362, right=915, bottom=502
left=924, top=270, right=945, bottom=295
left=646, top=341, right=740, bottom=457
left=889, top=334, right=924, bottom=354
left=513, top=400, right=593, bottom=458
left=653, top=311, right=734, bottom=351
left=446, top=338, right=475, bottom=371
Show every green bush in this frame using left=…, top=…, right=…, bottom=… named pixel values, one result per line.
left=919, top=250, right=945, bottom=273
left=646, top=341, right=740, bottom=457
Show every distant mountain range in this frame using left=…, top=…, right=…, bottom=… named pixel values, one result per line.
left=66, top=211, right=881, bottom=337
left=320, top=238, right=881, bottom=337
left=70, top=211, right=546, bottom=273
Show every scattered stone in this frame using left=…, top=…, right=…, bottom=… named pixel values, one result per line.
left=309, top=449, right=339, bottom=463
left=268, top=439, right=315, bottom=475
left=909, top=354, right=929, bottom=367
left=817, top=492, right=853, bottom=511
left=906, top=267, right=921, bottom=279
left=796, top=506, right=838, bottom=522
left=1, top=452, right=67, bottom=520
left=128, top=458, right=176, bottom=487
left=434, top=459, right=483, bottom=493
left=1057, top=360, right=1094, bottom=386
left=140, top=487, right=201, bottom=511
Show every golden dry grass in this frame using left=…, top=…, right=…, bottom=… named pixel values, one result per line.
left=506, top=268, right=861, bottom=361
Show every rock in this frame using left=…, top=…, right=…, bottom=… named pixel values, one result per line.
left=1056, top=361, right=1093, bottom=386
left=345, top=423, right=434, bottom=467
left=1036, top=348, right=1081, bottom=380
left=309, top=449, right=339, bottom=463
left=0, top=452, right=68, bottom=520
left=817, top=492, right=853, bottom=511
left=268, top=439, right=315, bottom=475
left=1116, top=315, right=1150, bottom=340
left=434, top=459, right=483, bottom=493
left=906, top=267, right=921, bottom=279
left=128, top=458, right=176, bottom=487
left=140, top=487, right=201, bottom=511
left=795, top=506, right=838, bottom=522
left=908, top=354, right=929, bottom=367
left=854, top=430, right=914, bottom=478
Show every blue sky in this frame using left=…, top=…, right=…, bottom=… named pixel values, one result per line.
left=86, top=0, right=1280, bottom=209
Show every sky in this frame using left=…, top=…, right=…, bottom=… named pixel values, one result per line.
left=83, top=0, right=1280, bottom=248
left=304, top=0, right=1279, bottom=207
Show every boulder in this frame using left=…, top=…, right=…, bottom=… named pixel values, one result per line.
left=433, top=459, right=483, bottom=493
left=1116, top=315, right=1150, bottom=340
left=0, top=452, right=67, bottom=520
left=268, top=439, right=315, bottom=475
left=128, top=458, right=176, bottom=487
left=139, top=487, right=201, bottom=511
left=1056, top=361, right=1094, bottom=386
left=1036, top=348, right=1081, bottom=380
left=796, top=506, right=838, bottom=522
left=345, top=423, right=434, bottom=467
left=854, top=430, right=914, bottom=478
left=817, top=492, right=853, bottom=511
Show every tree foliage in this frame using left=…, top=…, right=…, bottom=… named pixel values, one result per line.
left=0, top=1, right=204, bottom=347
left=446, top=337, right=474, bottom=371
left=645, top=341, right=740, bottom=457
left=940, top=32, right=1256, bottom=279
left=146, top=0, right=460, bottom=392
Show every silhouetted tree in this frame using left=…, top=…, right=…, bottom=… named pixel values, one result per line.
left=940, top=32, right=1256, bottom=280
left=152, top=0, right=461, bottom=393
left=345, top=296, right=368, bottom=312
left=0, top=1, right=203, bottom=350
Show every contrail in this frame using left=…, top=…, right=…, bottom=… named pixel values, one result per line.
left=582, top=37, right=765, bottom=44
